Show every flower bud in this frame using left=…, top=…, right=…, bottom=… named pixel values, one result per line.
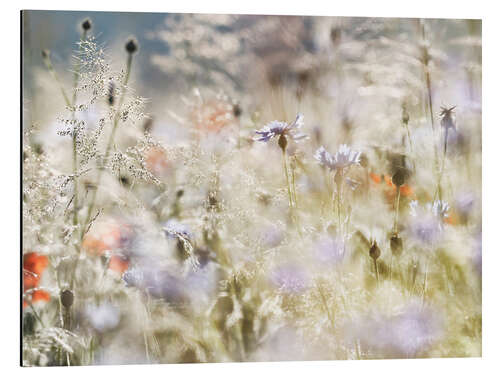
left=369, top=241, right=381, bottom=261
left=278, top=134, right=288, bottom=151
left=125, top=37, right=138, bottom=54
left=60, top=289, right=74, bottom=308
left=392, top=169, right=406, bottom=187
left=82, top=18, right=92, bottom=31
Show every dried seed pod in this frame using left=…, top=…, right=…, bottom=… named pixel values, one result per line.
left=390, top=234, right=403, bottom=256
left=369, top=241, right=381, bottom=260
left=60, top=289, right=74, bottom=308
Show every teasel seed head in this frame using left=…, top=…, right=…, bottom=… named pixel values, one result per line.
left=60, top=289, right=74, bottom=308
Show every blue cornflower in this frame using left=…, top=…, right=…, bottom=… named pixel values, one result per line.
left=314, top=144, right=361, bottom=171
left=254, top=113, right=308, bottom=144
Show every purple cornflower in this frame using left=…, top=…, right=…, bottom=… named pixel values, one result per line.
left=314, top=144, right=361, bottom=171
left=254, top=113, right=308, bottom=143
left=315, top=235, right=344, bottom=265
left=270, top=264, right=310, bottom=294
left=408, top=200, right=449, bottom=246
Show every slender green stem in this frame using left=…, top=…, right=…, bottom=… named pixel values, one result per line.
left=393, top=186, right=401, bottom=234
left=282, top=148, right=293, bottom=209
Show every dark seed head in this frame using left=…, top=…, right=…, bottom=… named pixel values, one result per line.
left=125, top=37, right=138, bottom=54
left=41, top=49, right=50, bottom=59
left=369, top=241, right=381, bottom=261
left=233, top=104, right=242, bottom=118
left=176, top=189, right=184, bottom=198
left=278, top=134, right=288, bottom=151
left=107, top=82, right=115, bottom=106
left=402, top=104, right=410, bottom=125
left=82, top=18, right=92, bottom=31
left=60, top=289, right=74, bottom=308
left=392, top=169, right=406, bottom=187
left=390, top=234, right=403, bottom=256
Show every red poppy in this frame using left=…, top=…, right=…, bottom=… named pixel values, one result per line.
left=108, top=255, right=130, bottom=274
left=23, top=252, right=50, bottom=308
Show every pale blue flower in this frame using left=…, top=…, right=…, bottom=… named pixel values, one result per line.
left=254, top=113, right=308, bottom=142
left=314, top=144, right=361, bottom=171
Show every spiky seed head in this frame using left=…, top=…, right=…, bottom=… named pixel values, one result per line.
left=60, top=289, right=74, bottom=308
left=82, top=18, right=92, bottom=31
left=278, top=134, right=288, bottom=151
left=125, top=37, right=138, bottom=54
left=369, top=241, right=381, bottom=260
left=390, top=234, right=403, bottom=256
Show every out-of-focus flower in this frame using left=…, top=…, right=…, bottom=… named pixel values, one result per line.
left=23, top=252, right=49, bottom=289
left=440, top=105, right=456, bottom=130
left=254, top=113, right=308, bottom=143
left=108, top=254, right=130, bottom=275
left=123, top=264, right=188, bottom=305
left=190, top=96, right=236, bottom=133
left=345, top=301, right=442, bottom=358
left=408, top=200, right=450, bottom=246
left=85, top=303, right=120, bottom=333
left=23, top=252, right=50, bottom=308
left=270, top=264, right=310, bottom=294
left=259, top=226, right=285, bottom=248
left=83, top=221, right=135, bottom=256
left=314, top=144, right=361, bottom=171
left=314, top=235, right=344, bottom=265
left=145, top=147, right=170, bottom=177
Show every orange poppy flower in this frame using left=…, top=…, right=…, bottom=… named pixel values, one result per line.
left=23, top=252, right=50, bottom=308
left=108, top=255, right=130, bottom=274
left=23, top=253, right=48, bottom=289
left=444, top=210, right=459, bottom=225
left=369, top=172, right=382, bottom=184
